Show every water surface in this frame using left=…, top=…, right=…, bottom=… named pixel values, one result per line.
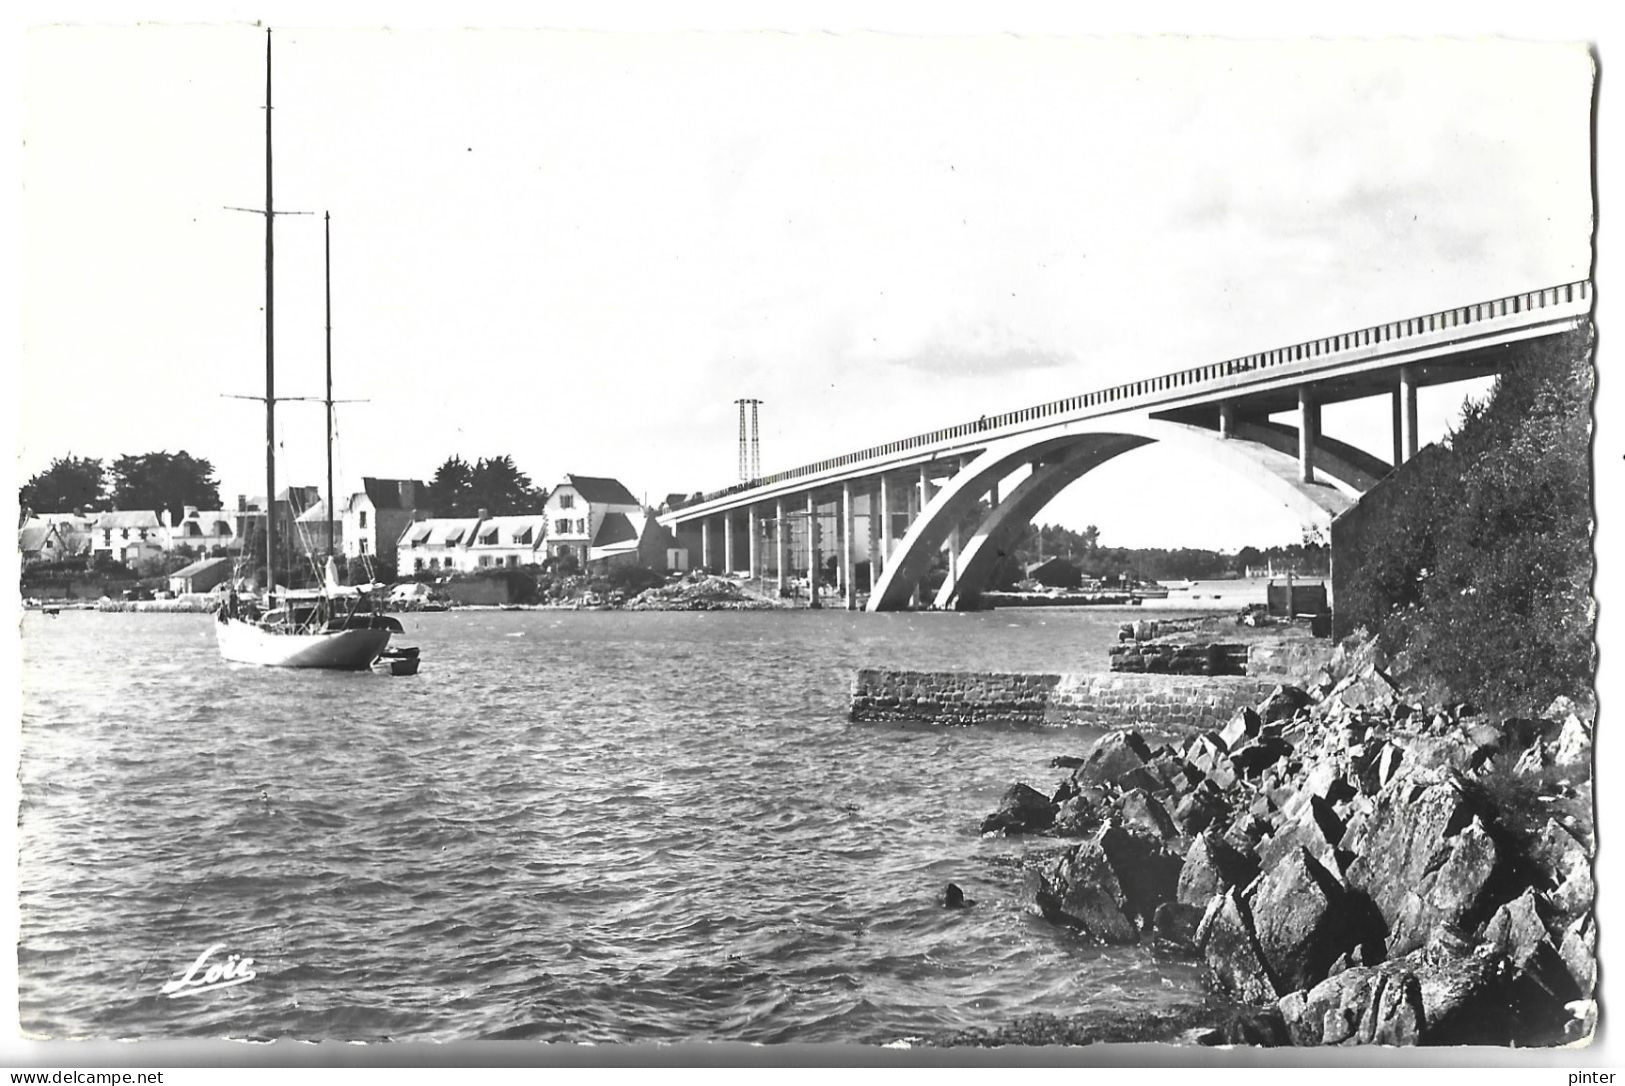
left=18, top=606, right=1216, bottom=1043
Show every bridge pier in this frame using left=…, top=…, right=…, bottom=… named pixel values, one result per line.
left=1298, top=387, right=1321, bottom=484
left=805, top=492, right=821, bottom=609
left=702, top=518, right=714, bottom=573
left=1219, top=400, right=1235, bottom=438
left=841, top=482, right=856, bottom=610
left=775, top=499, right=788, bottom=595
left=1393, top=365, right=1419, bottom=466
left=877, top=473, right=892, bottom=572
left=866, top=486, right=879, bottom=594
left=724, top=511, right=736, bottom=574
left=748, top=506, right=760, bottom=579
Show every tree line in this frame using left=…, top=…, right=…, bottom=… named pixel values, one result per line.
left=21, top=450, right=554, bottom=524
left=19, top=452, right=221, bottom=524
left=989, top=521, right=1329, bottom=588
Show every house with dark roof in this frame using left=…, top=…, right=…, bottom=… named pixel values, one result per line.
left=168, top=556, right=235, bottom=595
left=542, top=474, right=640, bottom=568
left=342, top=477, right=430, bottom=576
left=588, top=512, right=687, bottom=572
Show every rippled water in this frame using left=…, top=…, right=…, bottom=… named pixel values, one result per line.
left=18, top=607, right=1216, bottom=1043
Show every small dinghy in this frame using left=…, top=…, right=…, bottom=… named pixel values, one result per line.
left=372, top=646, right=421, bottom=676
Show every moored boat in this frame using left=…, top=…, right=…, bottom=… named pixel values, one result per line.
left=213, top=31, right=413, bottom=673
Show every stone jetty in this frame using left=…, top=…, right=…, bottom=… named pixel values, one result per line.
left=984, top=635, right=1596, bottom=1047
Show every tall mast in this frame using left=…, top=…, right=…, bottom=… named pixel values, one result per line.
left=325, top=210, right=334, bottom=562
left=264, top=28, right=277, bottom=602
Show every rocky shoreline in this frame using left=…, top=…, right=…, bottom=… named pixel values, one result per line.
left=960, top=634, right=1596, bottom=1048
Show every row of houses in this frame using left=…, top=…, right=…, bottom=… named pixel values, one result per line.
left=19, top=473, right=693, bottom=582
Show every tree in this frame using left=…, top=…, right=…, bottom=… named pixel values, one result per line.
left=20, top=455, right=106, bottom=514
left=468, top=455, right=546, bottom=514
left=108, top=451, right=220, bottom=522
left=428, top=455, right=475, bottom=517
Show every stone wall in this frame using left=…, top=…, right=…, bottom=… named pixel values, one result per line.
left=850, top=668, right=1280, bottom=732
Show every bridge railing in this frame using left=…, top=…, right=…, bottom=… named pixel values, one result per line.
left=690, top=280, right=1590, bottom=506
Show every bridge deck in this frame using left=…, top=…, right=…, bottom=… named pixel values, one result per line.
left=667, top=279, right=1590, bottom=522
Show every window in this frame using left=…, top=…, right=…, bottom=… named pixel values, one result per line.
left=359, top=510, right=368, bottom=529
left=430, top=558, right=440, bottom=569
left=480, top=529, right=498, bottom=545
left=122, top=528, right=130, bottom=540
left=560, top=494, right=574, bottom=509
left=415, top=558, right=425, bottom=571
left=507, top=555, right=519, bottom=567
left=480, top=555, right=491, bottom=567
left=516, top=528, right=532, bottom=545
left=576, top=519, right=586, bottom=535
left=556, top=518, right=571, bottom=535
left=360, top=539, right=369, bottom=554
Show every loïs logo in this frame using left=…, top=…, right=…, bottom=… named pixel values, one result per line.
left=160, top=943, right=258, bottom=998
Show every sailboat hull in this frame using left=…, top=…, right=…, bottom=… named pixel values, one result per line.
left=215, top=617, right=392, bottom=670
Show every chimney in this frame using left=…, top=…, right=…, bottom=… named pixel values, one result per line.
left=477, top=508, right=490, bottom=521
left=399, top=480, right=415, bottom=507
left=184, top=505, right=199, bottom=519
left=237, top=494, right=247, bottom=512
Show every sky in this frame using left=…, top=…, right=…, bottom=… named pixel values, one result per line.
left=14, top=14, right=1595, bottom=551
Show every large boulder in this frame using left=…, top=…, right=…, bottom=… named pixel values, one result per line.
left=1250, top=847, right=1372, bottom=994
left=1023, top=843, right=1139, bottom=944
left=1258, top=684, right=1313, bottom=724
left=1022, top=822, right=1182, bottom=944
left=1383, top=814, right=1510, bottom=956
left=1256, top=794, right=1346, bottom=874
left=1194, top=887, right=1278, bottom=1004
left=1072, top=730, right=1153, bottom=788
left=979, top=782, right=1057, bottom=836
left=1279, top=944, right=1512, bottom=1046
left=1342, top=773, right=1503, bottom=946
left=1177, top=830, right=1260, bottom=908
left=1117, top=788, right=1178, bottom=840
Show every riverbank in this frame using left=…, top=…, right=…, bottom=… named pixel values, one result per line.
left=947, top=632, right=1595, bottom=1047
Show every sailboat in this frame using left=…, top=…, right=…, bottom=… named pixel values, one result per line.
left=215, top=30, right=402, bottom=670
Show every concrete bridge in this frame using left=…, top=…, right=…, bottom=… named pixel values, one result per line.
left=660, top=280, right=1591, bottom=611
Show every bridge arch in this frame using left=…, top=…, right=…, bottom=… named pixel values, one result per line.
left=868, top=417, right=1365, bottom=611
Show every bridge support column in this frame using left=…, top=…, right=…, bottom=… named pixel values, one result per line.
left=747, top=506, right=759, bottom=579
left=947, top=525, right=961, bottom=605
left=1393, top=365, right=1419, bottom=466
left=1298, top=387, right=1320, bottom=484
left=877, top=473, right=892, bottom=572
left=775, top=499, right=788, bottom=595
left=1219, top=401, right=1235, bottom=438
left=701, top=518, right=713, bottom=573
left=915, top=466, right=934, bottom=608
left=806, top=493, right=821, bottom=609
left=842, top=482, right=857, bottom=610
left=865, top=486, right=879, bottom=592
left=724, top=512, right=736, bottom=574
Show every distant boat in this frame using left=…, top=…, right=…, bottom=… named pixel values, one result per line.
left=214, top=32, right=405, bottom=671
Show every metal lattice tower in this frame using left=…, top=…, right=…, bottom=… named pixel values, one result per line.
left=735, top=398, right=762, bottom=481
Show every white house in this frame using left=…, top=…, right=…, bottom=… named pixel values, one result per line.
left=395, top=517, right=482, bottom=577
left=396, top=512, right=547, bottom=576
left=464, top=514, right=548, bottom=571
left=90, top=510, right=167, bottom=564
left=542, top=474, right=640, bottom=569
